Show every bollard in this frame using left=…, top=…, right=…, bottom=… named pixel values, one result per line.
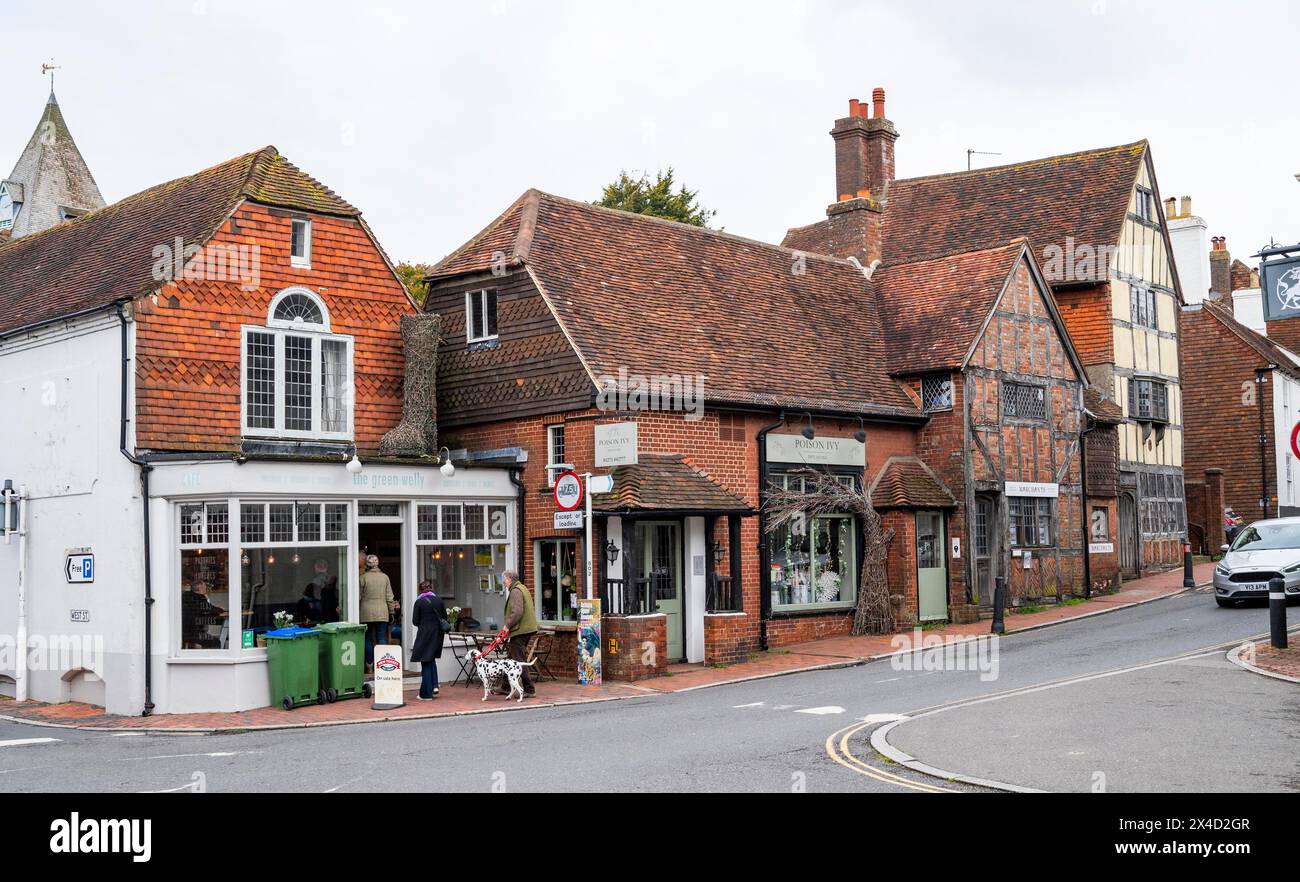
left=1183, top=540, right=1196, bottom=589
left=1269, top=577, right=1288, bottom=650
left=991, top=576, right=1007, bottom=635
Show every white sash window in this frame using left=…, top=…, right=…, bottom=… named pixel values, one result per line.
left=241, top=287, right=354, bottom=441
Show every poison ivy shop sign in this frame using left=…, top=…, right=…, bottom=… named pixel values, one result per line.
left=1262, top=255, right=1300, bottom=322
left=766, top=434, right=866, bottom=468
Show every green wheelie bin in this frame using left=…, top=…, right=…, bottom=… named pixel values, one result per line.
left=317, top=622, right=370, bottom=703
left=265, top=627, right=326, bottom=710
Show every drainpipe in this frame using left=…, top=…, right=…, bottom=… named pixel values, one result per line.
left=4, top=481, right=29, bottom=702
left=116, top=303, right=155, bottom=716
left=509, top=466, right=527, bottom=576
left=1080, top=417, right=1096, bottom=600
left=755, top=410, right=787, bottom=651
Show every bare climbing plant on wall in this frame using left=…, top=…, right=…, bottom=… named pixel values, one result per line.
left=763, top=468, right=895, bottom=636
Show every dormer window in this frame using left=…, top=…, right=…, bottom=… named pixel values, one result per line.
left=466, top=289, right=498, bottom=343
left=241, top=287, right=353, bottom=440
left=291, top=218, right=312, bottom=268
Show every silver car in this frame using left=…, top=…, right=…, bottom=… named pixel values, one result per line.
left=1214, top=517, right=1300, bottom=607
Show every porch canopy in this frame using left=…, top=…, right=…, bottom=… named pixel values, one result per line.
left=869, top=456, right=958, bottom=510
left=592, top=454, right=752, bottom=517
left=592, top=454, right=752, bottom=618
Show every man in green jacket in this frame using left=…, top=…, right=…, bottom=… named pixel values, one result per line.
left=501, top=570, right=538, bottom=696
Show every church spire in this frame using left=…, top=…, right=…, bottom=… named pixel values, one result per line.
left=1, top=72, right=104, bottom=239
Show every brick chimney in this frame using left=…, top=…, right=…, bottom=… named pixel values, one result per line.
left=832, top=88, right=898, bottom=203
left=1209, top=236, right=1232, bottom=299
left=807, top=89, right=897, bottom=266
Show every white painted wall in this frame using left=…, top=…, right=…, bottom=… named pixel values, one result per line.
left=1233, top=288, right=1266, bottom=334
left=685, top=516, right=705, bottom=664
left=0, top=312, right=145, bottom=716
left=1273, top=369, right=1300, bottom=514
left=1169, top=214, right=1210, bottom=305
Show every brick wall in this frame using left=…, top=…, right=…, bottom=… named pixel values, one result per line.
left=703, top=613, right=751, bottom=666
left=603, top=615, right=667, bottom=681
left=445, top=408, right=919, bottom=655
left=1055, top=283, right=1115, bottom=367
left=135, top=202, right=412, bottom=453
left=1181, top=307, right=1276, bottom=526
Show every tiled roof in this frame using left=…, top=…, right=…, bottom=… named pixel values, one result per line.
left=1083, top=387, right=1124, bottom=424
left=881, top=141, right=1148, bottom=267
left=1201, top=300, right=1300, bottom=379
left=428, top=190, right=922, bottom=419
left=869, top=456, right=957, bottom=509
left=0, top=146, right=359, bottom=337
left=873, top=240, right=1027, bottom=375
left=592, top=454, right=752, bottom=514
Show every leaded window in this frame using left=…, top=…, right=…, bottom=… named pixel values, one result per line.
left=922, top=374, right=953, bottom=414
left=1004, top=382, right=1047, bottom=421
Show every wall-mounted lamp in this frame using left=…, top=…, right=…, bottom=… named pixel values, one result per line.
left=854, top=417, right=867, bottom=444
left=605, top=539, right=620, bottom=565
left=439, top=446, right=456, bottom=479
left=801, top=413, right=816, bottom=441
left=345, top=451, right=363, bottom=475
left=713, top=541, right=725, bottom=565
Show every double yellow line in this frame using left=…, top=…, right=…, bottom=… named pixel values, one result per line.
left=824, top=720, right=956, bottom=793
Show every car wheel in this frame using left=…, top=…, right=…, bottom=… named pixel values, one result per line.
left=1215, top=597, right=1237, bottom=608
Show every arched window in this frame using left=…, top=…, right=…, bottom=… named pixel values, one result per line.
left=268, top=287, right=329, bottom=330
left=242, top=288, right=353, bottom=440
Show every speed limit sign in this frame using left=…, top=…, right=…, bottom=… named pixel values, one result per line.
left=554, top=471, right=583, bottom=511
left=1292, top=423, right=1300, bottom=460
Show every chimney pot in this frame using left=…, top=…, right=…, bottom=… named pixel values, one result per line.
left=849, top=99, right=861, bottom=118
left=1181, top=196, right=1192, bottom=218
left=1164, top=197, right=1176, bottom=218
left=856, top=189, right=871, bottom=199
left=872, top=88, right=886, bottom=119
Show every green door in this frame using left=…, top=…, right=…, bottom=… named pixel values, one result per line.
left=642, top=522, right=684, bottom=662
left=917, top=511, right=949, bottom=622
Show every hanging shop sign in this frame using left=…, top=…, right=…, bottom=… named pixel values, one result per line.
left=766, top=434, right=866, bottom=468
left=577, top=598, right=602, bottom=686
left=595, top=422, right=638, bottom=468
left=1261, top=254, right=1300, bottom=322
left=554, top=471, right=583, bottom=511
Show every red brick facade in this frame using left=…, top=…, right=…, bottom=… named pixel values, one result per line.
left=1181, top=306, right=1280, bottom=528
left=135, top=202, right=413, bottom=453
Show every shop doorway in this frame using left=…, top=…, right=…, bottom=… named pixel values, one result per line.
left=916, top=511, right=949, bottom=622
left=974, top=495, right=998, bottom=607
left=640, top=521, right=684, bottom=662
left=359, top=520, right=404, bottom=654
left=1119, top=492, right=1139, bottom=578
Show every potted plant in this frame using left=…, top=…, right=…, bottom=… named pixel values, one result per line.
left=271, top=611, right=294, bottom=631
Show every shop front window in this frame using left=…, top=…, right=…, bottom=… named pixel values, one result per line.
left=767, top=473, right=858, bottom=610
left=178, top=503, right=232, bottom=651
left=416, top=503, right=512, bottom=626
left=535, top=538, right=578, bottom=623
left=239, top=501, right=350, bottom=641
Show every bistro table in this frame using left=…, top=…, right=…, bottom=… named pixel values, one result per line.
left=447, top=630, right=509, bottom=688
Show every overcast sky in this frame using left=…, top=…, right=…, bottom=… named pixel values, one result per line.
left=4, top=0, right=1297, bottom=268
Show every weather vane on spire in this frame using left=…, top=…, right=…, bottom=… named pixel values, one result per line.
left=41, top=59, right=60, bottom=95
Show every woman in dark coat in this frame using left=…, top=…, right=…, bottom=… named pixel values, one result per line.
left=411, top=580, right=448, bottom=700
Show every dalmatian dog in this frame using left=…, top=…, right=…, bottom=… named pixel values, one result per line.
left=467, top=649, right=537, bottom=703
